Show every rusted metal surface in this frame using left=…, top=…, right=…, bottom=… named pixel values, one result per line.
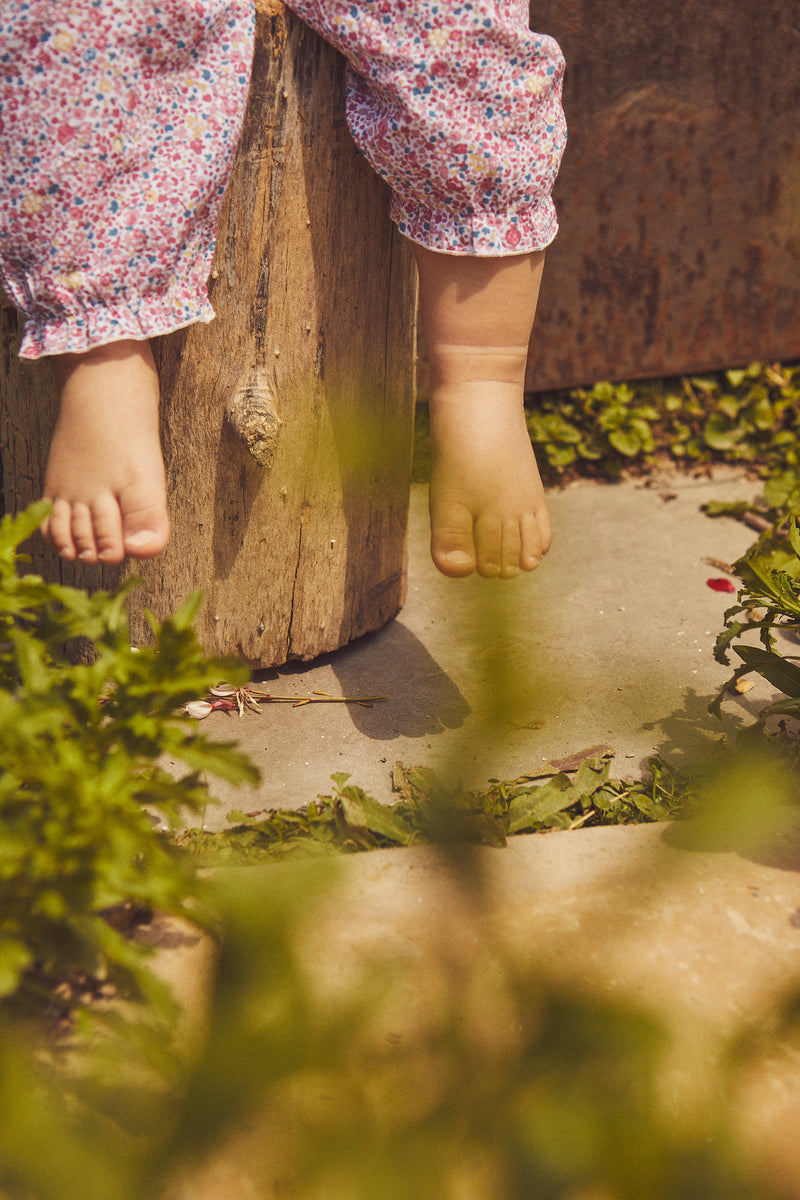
left=527, top=0, right=800, bottom=390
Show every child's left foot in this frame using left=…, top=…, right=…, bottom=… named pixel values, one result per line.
left=428, top=376, right=551, bottom=579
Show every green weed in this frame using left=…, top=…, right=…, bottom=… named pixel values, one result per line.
left=522, top=361, right=800, bottom=483
left=0, top=502, right=258, bottom=1017
left=181, top=751, right=697, bottom=866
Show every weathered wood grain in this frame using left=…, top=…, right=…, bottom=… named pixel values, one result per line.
left=1, top=5, right=418, bottom=666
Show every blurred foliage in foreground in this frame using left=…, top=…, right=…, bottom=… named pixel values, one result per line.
left=2, top=483, right=800, bottom=1198
left=3, top=785, right=800, bottom=1200
left=0, top=502, right=257, bottom=1018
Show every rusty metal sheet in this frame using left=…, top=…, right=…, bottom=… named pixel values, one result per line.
left=528, top=0, right=800, bottom=390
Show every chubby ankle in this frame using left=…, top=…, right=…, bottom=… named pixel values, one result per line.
left=53, top=339, right=157, bottom=388
left=427, top=343, right=530, bottom=391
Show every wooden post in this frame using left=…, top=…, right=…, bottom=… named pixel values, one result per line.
left=0, top=2, right=418, bottom=667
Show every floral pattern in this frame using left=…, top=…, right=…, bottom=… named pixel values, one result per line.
left=0, top=0, right=565, bottom=359
left=292, top=1, right=566, bottom=255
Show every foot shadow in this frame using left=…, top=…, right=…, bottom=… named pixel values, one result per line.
left=254, top=618, right=471, bottom=742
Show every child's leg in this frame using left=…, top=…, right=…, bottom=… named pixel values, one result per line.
left=286, top=0, right=566, bottom=579
left=0, top=0, right=254, bottom=562
left=415, top=246, right=549, bottom=579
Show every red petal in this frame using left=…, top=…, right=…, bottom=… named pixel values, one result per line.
left=706, top=577, right=736, bottom=593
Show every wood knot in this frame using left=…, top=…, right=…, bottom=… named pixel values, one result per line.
left=226, top=379, right=282, bottom=469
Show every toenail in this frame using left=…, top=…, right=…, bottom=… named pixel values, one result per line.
left=126, top=530, right=156, bottom=547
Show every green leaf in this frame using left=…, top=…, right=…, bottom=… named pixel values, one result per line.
left=174, top=738, right=261, bottom=787
left=507, top=774, right=577, bottom=833
left=0, top=501, right=52, bottom=562
left=764, top=472, right=794, bottom=510
left=733, top=645, right=800, bottom=698
left=336, top=790, right=415, bottom=846
left=547, top=444, right=578, bottom=468
left=608, top=427, right=644, bottom=457
left=0, top=938, right=33, bottom=998
left=750, top=395, right=775, bottom=430
left=701, top=500, right=756, bottom=519
left=735, top=556, right=800, bottom=615
left=164, top=590, right=206, bottom=631
left=718, top=394, right=741, bottom=420
left=703, top=412, right=741, bottom=451
left=789, top=519, right=800, bottom=562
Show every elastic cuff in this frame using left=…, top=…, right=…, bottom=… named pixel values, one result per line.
left=391, top=196, right=559, bottom=256
left=17, top=288, right=216, bottom=360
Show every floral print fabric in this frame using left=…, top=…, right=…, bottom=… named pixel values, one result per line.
left=291, top=0, right=566, bottom=255
left=0, top=0, right=255, bottom=358
left=0, top=0, right=566, bottom=359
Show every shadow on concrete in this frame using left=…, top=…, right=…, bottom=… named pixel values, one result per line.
left=253, top=618, right=471, bottom=743
left=648, top=690, right=800, bottom=875
left=661, top=808, right=800, bottom=876
left=640, top=687, right=753, bottom=772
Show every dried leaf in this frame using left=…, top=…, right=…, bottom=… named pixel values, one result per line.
left=514, top=744, right=615, bottom=783
left=191, top=682, right=388, bottom=715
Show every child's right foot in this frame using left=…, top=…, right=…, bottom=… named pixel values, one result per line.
left=413, top=245, right=550, bottom=580
left=428, top=372, right=552, bottom=579
left=41, top=340, right=170, bottom=565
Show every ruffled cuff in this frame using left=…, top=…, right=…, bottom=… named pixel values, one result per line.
left=390, top=194, right=559, bottom=257
left=16, top=285, right=216, bottom=360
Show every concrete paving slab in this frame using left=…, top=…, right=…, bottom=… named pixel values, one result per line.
left=195, top=469, right=769, bottom=826
left=154, top=815, right=800, bottom=1198
left=150, top=470, right=800, bottom=1196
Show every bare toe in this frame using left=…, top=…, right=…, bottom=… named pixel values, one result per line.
left=71, top=503, right=101, bottom=563
left=520, top=511, right=551, bottom=571
left=429, top=499, right=477, bottom=577
left=43, top=498, right=77, bottom=560
left=474, top=514, right=503, bottom=579
left=119, top=483, right=170, bottom=559
left=500, top=518, right=522, bottom=579
left=91, top=494, right=125, bottom=564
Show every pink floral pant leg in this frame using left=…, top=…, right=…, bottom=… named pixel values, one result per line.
left=288, top=0, right=566, bottom=255
left=0, top=0, right=255, bottom=358
left=0, top=0, right=566, bottom=360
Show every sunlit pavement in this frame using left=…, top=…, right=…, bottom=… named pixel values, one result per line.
left=196, top=470, right=768, bottom=825
left=157, top=469, right=800, bottom=1198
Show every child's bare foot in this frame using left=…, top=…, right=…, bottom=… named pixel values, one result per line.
left=41, top=340, right=169, bottom=565
left=429, top=372, right=551, bottom=579
left=414, top=245, right=550, bottom=579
